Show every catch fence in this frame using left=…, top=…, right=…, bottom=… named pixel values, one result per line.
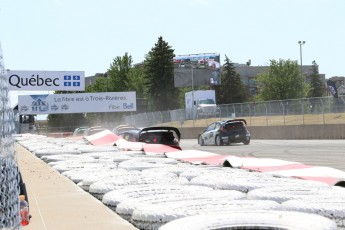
left=124, top=96, right=345, bottom=128
left=0, top=44, right=21, bottom=229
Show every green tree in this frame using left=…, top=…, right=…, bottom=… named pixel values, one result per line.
left=84, top=53, right=134, bottom=125
left=107, top=53, right=132, bottom=92
left=215, top=55, right=246, bottom=104
left=127, top=67, right=146, bottom=98
left=256, top=59, right=304, bottom=101
left=307, top=60, right=325, bottom=98
left=144, top=36, right=180, bottom=111
left=85, top=73, right=108, bottom=92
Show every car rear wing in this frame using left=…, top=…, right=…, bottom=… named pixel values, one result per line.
left=139, top=126, right=181, bottom=140
left=225, top=119, right=247, bottom=125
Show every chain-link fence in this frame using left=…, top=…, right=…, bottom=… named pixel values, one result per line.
left=124, top=96, right=345, bottom=128
left=0, top=44, right=21, bottom=229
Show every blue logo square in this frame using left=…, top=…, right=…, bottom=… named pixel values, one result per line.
left=64, top=82, right=72, bottom=86
left=73, top=75, right=80, bottom=80
left=64, top=75, right=72, bottom=80
left=73, top=82, right=80, bottom=86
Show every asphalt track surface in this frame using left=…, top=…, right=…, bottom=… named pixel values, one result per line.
left=179, top=139, right=345, bottom=172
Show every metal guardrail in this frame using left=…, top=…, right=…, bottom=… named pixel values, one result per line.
left=124, top=96, right=345, bottom=128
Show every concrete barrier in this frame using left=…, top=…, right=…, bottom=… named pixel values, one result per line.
left=179, top=124, right=345, bottom=140
left=47, top=132, right=73, bottom=138
left=44, top=124, right=345, bottom=140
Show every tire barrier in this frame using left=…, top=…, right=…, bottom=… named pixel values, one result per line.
left=131, top=199, right=281, bottom=230
left=89, top=172, right=188, bottom=200
left=158, top=210, right=338, bottom=230
left=140, top=165, right=220, bottom=178
left=0, top=48, right=21, bottom=229
left=25, top=142, right=58, bottom=153
left=77, top=145, right=120, bottom=153
left=117, top=158, right=180, bottom=171
left=51, top=158, right=116, bottom=173
left=180, top=167, right=255, bottom=181
left=116, top=189, right=246, bottom=221
left=81, top=151, right=143, bottom=160
left=41, top=154, right=94, bottom=163
left=102, top=184, right=214, bottom=211
left=247, top=187, right=345, bottom=203
left=14, top=134, right=345, bottom=229
left=190, top=173, right=331, bottom=193
left=78, top=170, right=141, bottom=192
left=34, top=149, right=82, bottom=158
left=118, top=157, right=178, bottom=166
left=62, top=167, right=118, bottom=184
left=282, top=198, right=345, bottom=229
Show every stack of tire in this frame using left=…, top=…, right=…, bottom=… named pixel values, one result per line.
left=14, top=134, right=345, bottom=229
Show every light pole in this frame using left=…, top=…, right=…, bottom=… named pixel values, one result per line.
left=191, top=63, right=195, bottom=121
left=298, top=41, right=306, bottom=98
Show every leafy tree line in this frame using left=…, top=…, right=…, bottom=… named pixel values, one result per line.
left=255, top=59, right=325, bottom=101
left=48, top=36, right=325, bottom=129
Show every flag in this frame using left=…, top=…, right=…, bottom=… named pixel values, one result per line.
left=327, top=80, right=338, bottom=98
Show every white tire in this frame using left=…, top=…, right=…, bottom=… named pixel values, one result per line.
left=116, top=189, right=246, bottom=220
left=190, top=173, right=328, bottom=193
left=159, top=210, right=337, bottom=230
left=102, top=184, right=213, bottom=208
left=282, top=198, right=345, bottom=229
left=247, top=186, right=342, bottom=203
left=132, top=200, right=280, bottom=230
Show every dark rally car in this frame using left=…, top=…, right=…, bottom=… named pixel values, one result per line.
left=138, top=126, right=182, bottom=150
left=115, top=126, right=182, bottom=150
left=198, top=119, right=251, bottom=146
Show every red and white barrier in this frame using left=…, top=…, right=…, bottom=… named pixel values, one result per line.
left=84, top=130, right=120, bottom=146
left=166, top=151, right=345, bottom=186
left=80, top=132, right=345, bottom=186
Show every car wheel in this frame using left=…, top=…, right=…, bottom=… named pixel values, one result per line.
left=199, top=136, right=205, bottom=146
left=215, top=135, right=223, bottom=146
left=243, top=139, right=250, bottom=145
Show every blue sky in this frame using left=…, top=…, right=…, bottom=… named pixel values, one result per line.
left=1, top=0, right=345, bottom=107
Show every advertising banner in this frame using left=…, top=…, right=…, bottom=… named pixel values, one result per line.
left=18, top=91, right=136, bottom=115
left=173, top=53, right=221, bottom=87
left=7, top=70, right=85, bottom=91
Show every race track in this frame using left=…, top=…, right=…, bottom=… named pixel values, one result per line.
left=179, top=139, right=345, bottom=172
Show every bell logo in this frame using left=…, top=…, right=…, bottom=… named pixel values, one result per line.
left=123, top=103, right=134, bottom=109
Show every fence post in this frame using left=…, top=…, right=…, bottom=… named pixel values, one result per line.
left=280, top=101, right=285, bottom=126
left=232, top=105, right=235, bottom=119
left=247, top=104, right=252, bottom=126
left=320, top=98, right=325, bottom=125
left=299, top=99, right=304, bottom=125
left=264, top=103, right=268, bottom=126
left=159, top=111, right=162, bottom=125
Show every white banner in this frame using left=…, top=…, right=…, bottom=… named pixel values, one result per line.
left=6, top=70, right=85, bottom=91
left=18, top=92, right=136, bottom=115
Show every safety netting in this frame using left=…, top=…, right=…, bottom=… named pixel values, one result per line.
left=0, top=43, right=21, bottom=229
